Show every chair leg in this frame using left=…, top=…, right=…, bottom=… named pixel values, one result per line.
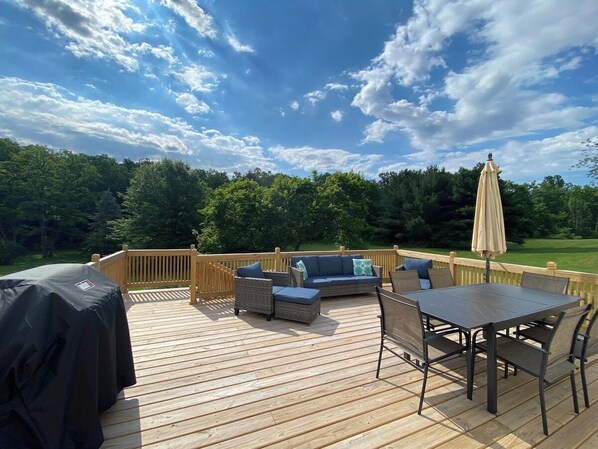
left=580, top=359, right=590, bottom=408
left=376, top=338, right=384, bottom=378
left=418, top=365, right=429, bottom=415
left=570, top=372, right=579, bottom=414
left=539, top=378, right=549, bottom=436
left=234, top=308, right=239, bottom=316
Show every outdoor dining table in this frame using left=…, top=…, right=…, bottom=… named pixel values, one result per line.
left=402, top=282, right=581, bottom=414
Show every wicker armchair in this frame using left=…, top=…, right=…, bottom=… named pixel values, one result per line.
left=234, top=270, right=289, bottom=321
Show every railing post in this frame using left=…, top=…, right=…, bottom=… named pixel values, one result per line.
left=274, top=247, right=281, bottom=271
left=190, top=247, right=198, bottom=304
left=91, top=253, right=101, bottom=269
left=393, top=245, right=400, bottom=269
left=339, top=245, right=345, bottom=255
left=449, top=251, right=457, bottom=282
left=121, top=244, right=129, bottom=293
left=547, top=261, right=557, bottom=276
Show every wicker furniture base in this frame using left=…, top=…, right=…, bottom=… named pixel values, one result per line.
left=274, top=288, right=321, bottom=325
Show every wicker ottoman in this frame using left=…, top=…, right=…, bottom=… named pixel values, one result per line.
left=274, top=287, right=321, bottom=325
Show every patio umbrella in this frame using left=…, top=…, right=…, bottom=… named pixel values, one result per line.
left=471, top=153, right=507, bottom=282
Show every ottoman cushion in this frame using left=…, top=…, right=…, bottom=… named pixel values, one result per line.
left=274, top=287, right=320, bottom=305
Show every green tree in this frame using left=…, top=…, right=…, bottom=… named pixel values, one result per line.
left=198, top=179, right=269, bottom=252
left=316, top=172, right=372, bottom=248
left=87, top=190, right=122, bottom=255
left=113, top=159, right=208, bottom=248
left=575, top=138, right=598, bottom=181
left=264, top=175, right=317, bottom=250
left=528, top=176, right=570, bottom=237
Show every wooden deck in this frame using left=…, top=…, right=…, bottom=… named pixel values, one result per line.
left=101, top=289, right=598, bottom=448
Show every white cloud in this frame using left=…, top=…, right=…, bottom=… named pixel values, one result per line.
left=15, top=0, right=153, bottom=71
left=352, top=0, right=598, bottom=151
left=325, top=83, right=349, bottom=91
left=175, top=64, right=220, bottom=93
left=0, top=77, right=276, bottom=172
left=331, top=110, right=343, bottom=122
left=175, top=92, right=210, bottom=115
left=290, top=100, right=299, bottom=111
left=159, top=0, right=217, bottom=39
left=304, top=90, right=327, bottom=106
left=361, top=119, right=400, bottom=144
left=226, top=32, right=255, bottom=53
left=198, top=48, right=215, bottom=58
left=270, top=145, right=382, bottom=174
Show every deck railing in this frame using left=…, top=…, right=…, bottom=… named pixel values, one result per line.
left=89, top=244, right=597, bottom=309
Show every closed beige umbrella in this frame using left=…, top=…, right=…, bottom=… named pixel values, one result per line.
left=471, top=153, right=507, bottom=282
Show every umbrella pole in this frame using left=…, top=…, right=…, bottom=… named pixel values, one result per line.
left=485, top=257, right=490, bottom=283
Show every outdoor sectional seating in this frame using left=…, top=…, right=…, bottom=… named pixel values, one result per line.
left=234, top=262, right=321, bottom=324
left=289, top=254, right=382, bottom=297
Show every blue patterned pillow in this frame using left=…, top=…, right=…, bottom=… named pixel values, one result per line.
left=296, top=260, right=308, bottom=280
left=353, top=258, right=372, bottom=276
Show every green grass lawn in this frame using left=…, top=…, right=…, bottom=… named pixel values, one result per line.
left=0, top=250, right=89, bottom=276
left=300, top=239, right=598, bottom=274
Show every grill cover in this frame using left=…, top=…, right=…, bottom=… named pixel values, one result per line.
left=0, top=264, right=135, bottom=449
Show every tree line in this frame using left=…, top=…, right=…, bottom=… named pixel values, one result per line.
left=0, top=138, right=596, bottom=264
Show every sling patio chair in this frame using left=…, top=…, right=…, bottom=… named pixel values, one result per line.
left=473, top=304, right=590, bottom=435
left=574, top=308, right=598, bottom=408
left=517, top=272, right=571, bottom=343
left=375, top=287, right=467, bottom=414
left=427, top=267, right=455, bottom=289
left=389, top=270, right=454, bottom=333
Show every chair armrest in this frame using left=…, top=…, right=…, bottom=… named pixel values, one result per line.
left=498, top=332, right=550, bottom=355
left=234, top=276, right=273, bottom=301
left=372, top=264, right=382, bottom=278
left=288, top=266, right=305, bottom=287
left=395, top=265, right=405, bottom=271
left=264, top=271, right=289, bottom=286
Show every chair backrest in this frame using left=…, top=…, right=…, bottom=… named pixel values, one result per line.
left=583, top=309, right=598, bottom=357
left=545, top=304, right=591, bottom=368
left=376, top=287, right=425, bottom=359
left=389, top=270, right=421, bottom=293
left=428, top=268, right=454, bottom=289
left=520, top=272, right=569, bottom=294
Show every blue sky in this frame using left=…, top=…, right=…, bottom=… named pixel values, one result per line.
left=0, top=0, right=596, bottom=184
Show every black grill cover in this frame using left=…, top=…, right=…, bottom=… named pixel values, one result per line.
left=0, top=264, right=136, bottom=449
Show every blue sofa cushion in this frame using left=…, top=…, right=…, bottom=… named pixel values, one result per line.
left=291, top=256, right=320, bottom=277
left=324, top=275, right=379, bottom=285
left=318, top=255, right=343, bottom=276
left=404, top=258, right=433, bottom=280
left=237, top=261, right=264, bottom=278
left=341, top=255, right=362, bottom=275
left=274, top=287, right=320, bottom=305
left=419, top=279, right=431, bottom=290
left=272, top=285, right=286, bottom=295
left=303, top=277, right=332, bottom=288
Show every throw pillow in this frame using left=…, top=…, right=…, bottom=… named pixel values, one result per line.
left=353, top=258, right=372, bottom=276
left=296, top=260, right=308, bottom=280
left=237, top=261, right=264, bottom=278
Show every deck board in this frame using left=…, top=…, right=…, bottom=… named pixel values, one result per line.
left=101, top=289, right=598, bottom=448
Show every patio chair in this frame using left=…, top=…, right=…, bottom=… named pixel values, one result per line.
left=428, top=268, right=454, bottom=289
left=234, top=262, right=289, bottom=321
left=517, top=272, right=571, bottom=343
left=390, top=270, right=454, bottom=334
left=389, top=269, right=421, bottom=293
left=473, top=304, right=590, bottom=435
left=375, top=287, right=467, bottom=414
left=574, top=308, right=598, bottom=408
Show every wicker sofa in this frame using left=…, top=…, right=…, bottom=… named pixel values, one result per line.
left=289, top=254, right=382, bottom=297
